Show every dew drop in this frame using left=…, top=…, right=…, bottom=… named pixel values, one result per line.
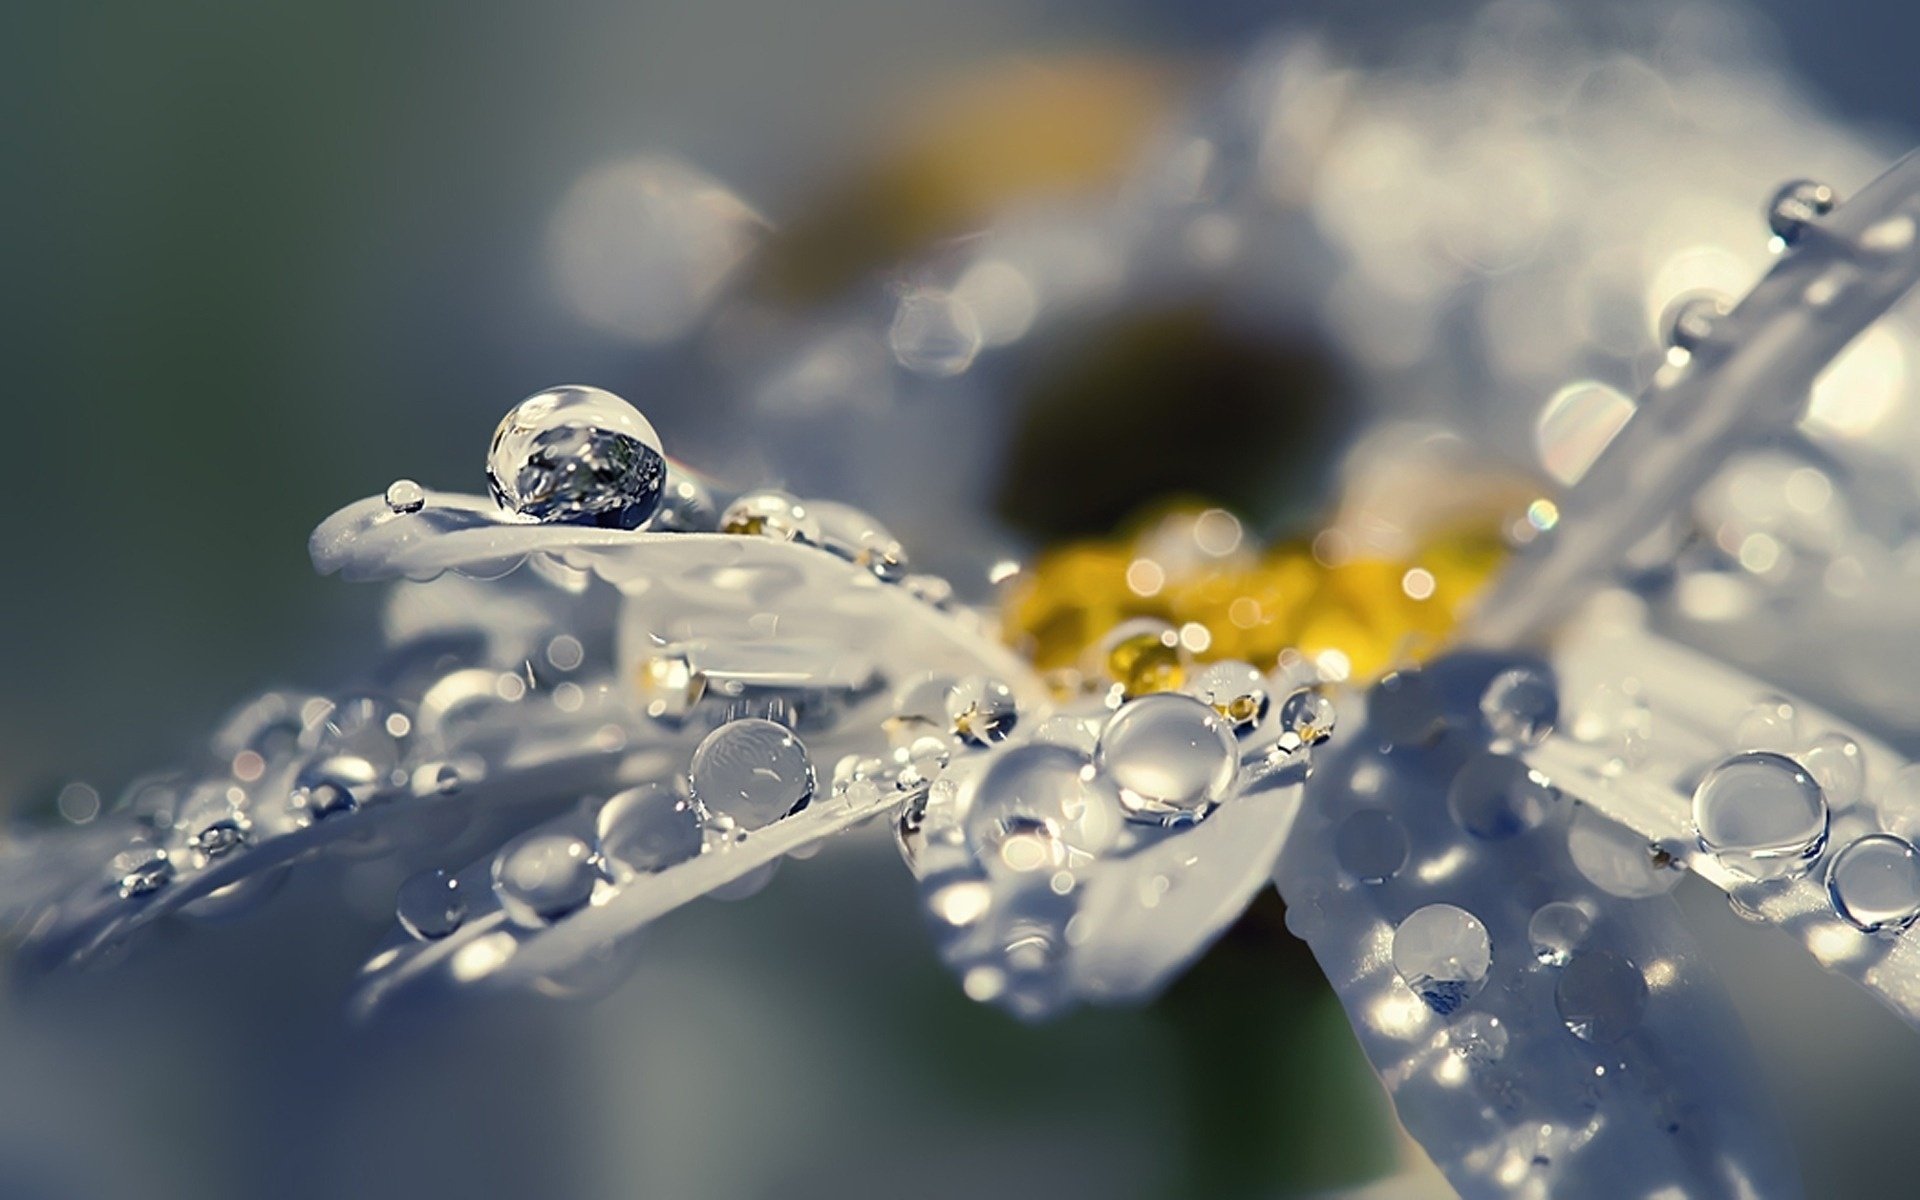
left=1826, top=834, right=1920, bottom=934
left=946, top=676, right=1019, bottom=747
left=486, top=386, right=667, bottom=529
left=1479, top=666, right=1557, bottom=747
left=288, top=756, right=377, bottom=822
left=1692, top=751, right=1829, bottom=879
left=1279, top=686, right=1338, bottom=746
left=1094, top=693, right=1238, bottom=826
left=810, top=499, right=909, bottom=581
left=688, top=718, right=815, bottom=830
left=396, top=868, right=467, bottom=941
left=492, top=832, right=597, bottom=927
left=1448, top=751, right=1552, bottom=839
left=1802, top=733, right=1865, bottom=807
left=651, top=470, right=718, bottom=533
left=1567, top=806, right=1682, bottom=898
left=718, top=490, right=819, bottom=543
left=1734, top=696, right=1800, bottom=753
left=595, top=783, right=705, bottom=878
left=384, top=478, right=426, bottom=514
left=1189, top=660, right=1271, bottom=735
left=889, top=287, right=983, bottom=377
left=1555, top=950, right=1648, bottom=1044
left=1449, top=1013, right=1509, bottom=1065
left=1392, top=903, right=1492, bottom=1015
left=961, top=743, right=1122, bottom=873
left=1528, top=901, right=1593, bottom=966
left=113, top=846, right=173, bottom=899
left=1766, top=179, right=1837, bottom=246
left=1661, top=294, right=1730, bottom=355
left=189, top=817, right=249, bottom=861
left=1334, top=809, right=1410, bottom=883
left=1097, top=618, right=1186, bottom=697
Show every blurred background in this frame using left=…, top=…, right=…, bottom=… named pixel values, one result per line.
left=5, top=1, right=1920, bottom=1197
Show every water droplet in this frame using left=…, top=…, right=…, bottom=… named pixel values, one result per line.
left=1528, top=901, right=1593, bottom=966
left=1393, top=904, right=1491, bottom=1015
left=962, top=743, right=1122, bottom=873
left=1692, top=751, right=1829, bottom=879
left=288, top=756, right=377, bottom=822
left=189, top=817, right=249, bottom=862
left=396, top=868, right=467, bottom=940
left=492, top=831, right=597, bottom=927
left=1661, top=294, right=1730, bottom=355
left=1802, top=733, right=1865, bottom=807
left=1555, top=950, right=1648, bottom=1044
left=1449, top=1013, right=1509, bottom=1065
left=718, top=490, right=819, bottom=543
left=1334, top=809, right=1409, bottom=882
left=1094, top=693, right=1238, bottom=826
left=1734, top=696, right=1800, bottom=753
left=946, top=677, right=1019, bottom=747
left=384, top=479, right=426, bottom=514
left=1567, top=806, right=1682, bottom=898
left=1826, top=834, right=1920, bottom=933
left=1369, top=671, right=1442, bottom=748
left=113, top=846, right=173, bottom=899
left=810, top=500, right=909, bottom=581
left=1029, top=713, right=1099, bottom=755
left=1189, top=661, right=1271, bottom=735
left=1766, top=179, right=1837, bottom=245
left=486, top=385, right=667, bottom=529
left=1448, top=751, right=1552, bottom=839
left=688, top=719, right=814, bottom=830
left=889, top=287, right=983, bottom=377
left=596, top=783, right=705, bottom=878
left=651, top=470, right=717, bottom=532
left=1536, top=381, right=1634, bottom=486
left=1279, top=686, right=1338, bottom=745
left=1480, top=667, right=1557, bottom=747
left=1097, top=618, right=1186, bottom=698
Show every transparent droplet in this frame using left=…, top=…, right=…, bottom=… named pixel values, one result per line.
left=486, top=385, right=667, bottom=529
left=1334, top=809, right=1409, bottom=883
left=1096, top=618, right=1186, bottom=698
left=492, top=832, right=597, bottom=927
left=1766, top=179, right=1837, bottom=246
left=1692, top=751, right=1829, bottom=879
left=1188, top=661, right=1270, bottom=735
left=1802, top=733, right=1865, bottom=807
left=1369, top=671, right=1442, bottom=748
left=113, top=846, right=173, bottom=899
left=888, top=287, right=983, bottom=377
left=718, top=490, right=819, bottom=543
left=1279, top=686, right=1338, bottom=746
left=1826, top=834, right=1920, bottom=933
left=1094, top=693, right=1238, bottom=826
left=1449, top=1013, right=1509, bottom=1065
left=1528, top=901, right=1593, bottom=966
left=1567, top=805, right=1683, bottom=898
left=885, top=673, right=957, bottom=745
left=1392, top=904, right=1492, bottom=1015
left=810, top=500, right=909, bottom=581
left=288, top=755, right=378, bottom=822
left=1661, top=293, right=1730, bottom=355
left=596, top=783, right=705, bottom=878
left=383, top=478, right=427, bottom=514
left=1536, top=381, right=1634, bottom=486
left=651, top=470, right=718, bottom=532
left=688, top=719, right=814, bottom=830
left=1734, top=696, right=1800, bottom=753
left=961, top=743, right=1122, bottom=873
left=396, top=868, right=467, bottom=941
left=1479, top=667, right=1557, bottom=747
left=1880, top=763, right=1920, bottom=840
left=1447, top=751, right=1552, bottom=839
left=189, top=817, right=249, bottom=862
left=1555, top=950, right=1648, bottom=1044
left=947, top=676, right=1019, bottom=747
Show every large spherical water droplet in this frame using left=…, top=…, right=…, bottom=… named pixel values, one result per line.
left=1555, top=950, right=1648, bottom=1044
left=961, top=743, right=1122, bottom=873
left=396, top=868, right=467, bottom=941
left=1189, top=660, right=1270, bottom=736
left=596, top=783, right=705, bottom=878
left=492, top=832, right=598, bottom=927
left=1279, top=686, right=1338, bottom=745
left=1449, top=1013, right=1509, bottom=1065
left=1527, top=901, right=1593, bottom=966
left=1447, top=751, right=1552, bottom=839
left=1094, top=693, right=1238, bottom=826
left=486, top=386, right=667, bottom=529
left=384, top=479, right=426, bottom=514
left=1766, top=179, right=1837, bottom=245
left=1334, top=809, right=1409, bottom=883
left=1692, top=751, right=1829, bottom=879
left=1826, top=834, right=1920, bottom=934
left=1479, top=666, right=1557, bottom=747
left=1802, top=733, right=1866, bottom=807
left=1392, top=903, right=1492, bottom=1015
left=688, top=719, right=814, bottom=830
left=946, top=676, right=1019, bottom=747
left=1567, top=806, right=1682, bottom=898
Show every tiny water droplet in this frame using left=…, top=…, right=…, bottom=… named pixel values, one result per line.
left=1097, top=618, right=1186, bottom=698
left=718, top=490, right=819, bottom=543
left=288, top=756, right=377, bottom=822
left=1392, top=903, right=1492, bottom=1015
left=596, top=783, right=705, bottom=878
left=1826, top=833, right=1920, bottom=934
left=1449, top=1013, right=1509, bottom=1065
left=384, top=479, right=426, bottom=514
left=1479, top=666, right=1557, bottom=747
left=1279, top=686, right=1338, bottom=745
left=688, top=719, right=814, bottom=830
left=889, top=287, right=983, bottom=377
left=1334, top=809, right=1409, bottom=883
left=1094, top=693, right=1237, bottom=826
left=486, top=386, right=667, bottom=529
left=1692, top=751, right=1829, bottom=879
left=946, top=676, right=1019, bottom=747
left=492, top=832, right=597, bottom=927
left=1661, top=294, right=1730, bottom=355
left=189, top=817, right=249, bottom=861
left=1188, top=660, right=1270, bottom=736
left=113, top=846, right=173, bottom=899
left=1555, top=950, right=1648, bottom=1044
left=1766, top=179, right=1837, bottom=246
left=396, top=868, right=467, bottom=940
left=1528, top=901, right=1593, bottom=966
left=810, top=500, right=909, bottom=581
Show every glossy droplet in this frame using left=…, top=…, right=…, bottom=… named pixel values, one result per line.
left=396, top=868, right=467, bottom=941
left=1279, top=686, right=1337, bottom=745
left=1766, top=179, right=1837, bottom=245
left=719, top=490, right=819, bottom=543
left=288, top=756, right=377, bottom=822
left=1334, top=809, right=1409, bottom=883
left=1555, top=950, right=1648, bottom=1044
left=1098, top=619, right=1185, bottom=697
left=1189, top=660, right=1270, bottom=735
left=961, top=743, right=1121, bottom=873
left=1094, top=693, right=1238, bottom=826
left=810, top=499, right=909, bottom=581
left=189, top=817, right=249, bottom=861
left=889, top=287, right=983, bottom=377
left=946, top=677, right=1019, bottom=747
left=1734, top=696, right=1800, bottom=753
left=1802, top=733, right=1865, bottom=807
left=1692, top=751, right=1829, bottom=879
left=1447, top=751, right=1552, bottom=839
left=596, top=783, right=705, bottom=878
left=1369, top=671, right=1442, bottom=748
left=1662, top=294, right=1729, bottom=354
left=1826, top=834, right=1920, bottom=933
left=651, top=470, right=718, bottom=533
left=1449, top=1013, right=1508, bottom=1065
left=1528, top=901, right=1593, bottom=966
left=113, top=846, right=173, bottom=899
left=492, top=832, right=598, bottom=927
left=1567, top=806, right=1682, bottom=898
left=1392, top=903, right=1492, bottom=1015
left=688, top=719, right=815, bottom=830
left=1479, top=666, right=1557, bottom=747
left=1536, top=380, right=1634, bottom=486
left=486, top=385, right=667, bottom=529
left=384, top=478, right=426, bottom=514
